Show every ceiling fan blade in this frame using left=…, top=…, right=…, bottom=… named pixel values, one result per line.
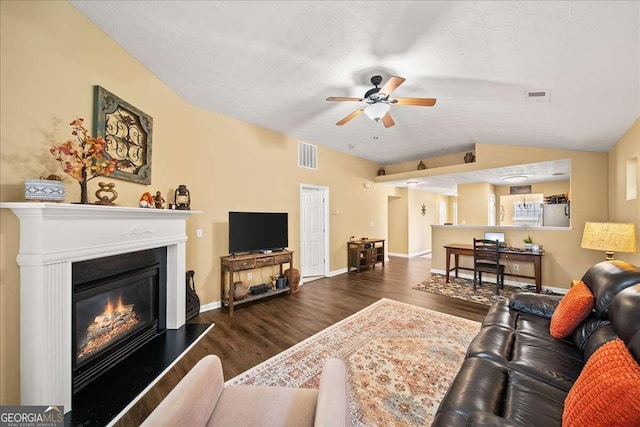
left=326, top=96, right=364, bottom=102
left=394, top=97, right=437, bottom=106
left=381, top=112, right=395, bottom=128
left=378, top=76, right=406, bottom=97
left=336, top=107, right=365, bottom=126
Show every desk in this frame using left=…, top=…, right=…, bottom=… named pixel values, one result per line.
left=444, top=243, right=544, bottom=293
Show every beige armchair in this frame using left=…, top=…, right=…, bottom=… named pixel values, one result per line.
left=141, top=355, right=350, bottom=427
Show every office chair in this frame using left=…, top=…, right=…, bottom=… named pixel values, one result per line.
left=473, top=238, right=505, bottom=295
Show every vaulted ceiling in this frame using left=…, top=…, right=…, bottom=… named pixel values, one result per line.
left=71, top=1, right=639, bottom=166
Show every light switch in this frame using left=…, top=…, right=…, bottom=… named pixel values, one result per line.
left=196, top=229, right=203, bottom=237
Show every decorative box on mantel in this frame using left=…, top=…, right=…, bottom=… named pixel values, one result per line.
left=24, top=178, right=65, bottom=201
left=0, top=202, right=200, bottom=413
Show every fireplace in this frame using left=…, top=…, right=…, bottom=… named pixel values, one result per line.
left=0, top=202, right=199, bottom=413
left=72, top=248, right=167, bottom=393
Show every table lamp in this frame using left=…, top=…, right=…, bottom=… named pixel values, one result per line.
left=581, top=222, right=637, bottom=260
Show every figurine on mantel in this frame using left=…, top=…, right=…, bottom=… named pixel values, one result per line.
left=95, top=182, right=118, bottom=206
left=139, top=192, right=155, bottom=208
left=153, top=191, right=165, bottom=209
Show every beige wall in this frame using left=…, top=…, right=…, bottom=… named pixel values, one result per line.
left=386, top=188, right=439, bottom=256
left=458, top=182, right=493, bottom=225
left=408, top=189, right=439, bottom=255
left=607, top=118, right=640, bottom=264
left=387, top=192, right=408, bottom=254
left=0, top=1, right=395, bottom=404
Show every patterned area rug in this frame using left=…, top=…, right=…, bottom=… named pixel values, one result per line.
left=227, top=298, right=480, bottom=426
left=413, top=274, right=525, bottom=306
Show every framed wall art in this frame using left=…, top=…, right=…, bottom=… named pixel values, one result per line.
left=510, top=185, right=532, bottom=195
left=92, top=86, right=153, bottom=184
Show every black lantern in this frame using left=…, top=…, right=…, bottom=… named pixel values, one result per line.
left=175, top=185, right=191, bottom=210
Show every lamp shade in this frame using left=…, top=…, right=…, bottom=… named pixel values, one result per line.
left=581, top=222, right=637, bottom=260
left=364, top=103, right=390, bottom=120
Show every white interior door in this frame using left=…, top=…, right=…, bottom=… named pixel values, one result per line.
left=439, top=201, right=447, bottom=224
left=300, top=186, right=326, bottom=277
left=453, top=202, right=458, bottom=225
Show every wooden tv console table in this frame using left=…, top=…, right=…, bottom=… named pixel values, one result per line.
left=220, top=250, right=294, bottom=315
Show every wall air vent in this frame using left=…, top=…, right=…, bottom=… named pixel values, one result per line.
left=298, top=141, right=317, bottom=170
left=525, top=90, right=551, bottom=102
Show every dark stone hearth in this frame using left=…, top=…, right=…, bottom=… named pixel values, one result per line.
left=66, top=323, right=211, bottom=426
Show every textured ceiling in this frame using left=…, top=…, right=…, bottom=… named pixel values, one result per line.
left=70, top=1, right=639, bottom=167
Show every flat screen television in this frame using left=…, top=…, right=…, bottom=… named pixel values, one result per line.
left=229, top=211, right=288, bottom=254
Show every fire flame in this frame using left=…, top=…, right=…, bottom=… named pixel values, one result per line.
left=103, top=295, right=125, bottom=318
left=104, top=298, right=113, bottom=317
left=116, top=296, right=124, bottom=312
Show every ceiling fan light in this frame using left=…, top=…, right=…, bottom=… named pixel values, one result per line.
left=364, top=103, right=390, bottom=121
left=501, top=175, right=528, bottom=183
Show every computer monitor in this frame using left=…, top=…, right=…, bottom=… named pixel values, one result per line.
left=484, top=231, right=505, bottom=244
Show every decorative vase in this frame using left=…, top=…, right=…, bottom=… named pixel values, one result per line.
left=464, top=152, right=475, bottom=163
left=233, top=281, right=247, bottom=300
left=284, top=268, right=301, bottom=293
left=417, top=161, right=426, bottom=170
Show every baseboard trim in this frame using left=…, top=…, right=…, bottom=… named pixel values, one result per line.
left=388, top=250, right=431, bottom=258
left=328, top=268, right=348, bottom=277
left=200, top=301, right=221, bottom=313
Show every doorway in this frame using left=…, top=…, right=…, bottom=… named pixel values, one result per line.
left=300, top=185, right=329, bottom=278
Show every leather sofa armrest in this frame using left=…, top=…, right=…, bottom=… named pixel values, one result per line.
left=509, top=292, right=562, bottom=319
left=466, top=411, right=526, bottom=427
left=141, top=355, right=225, bottom=427
left=314, top=358, right=350, bottom=427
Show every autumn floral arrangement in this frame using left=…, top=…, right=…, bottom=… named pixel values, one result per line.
left=50, top=118, right=118, bottom=203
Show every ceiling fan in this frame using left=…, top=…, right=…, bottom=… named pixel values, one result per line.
left=326, top=75, right=436, bottom=128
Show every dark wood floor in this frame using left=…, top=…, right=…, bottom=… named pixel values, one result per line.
left=115, top=256, right=488, bottom=426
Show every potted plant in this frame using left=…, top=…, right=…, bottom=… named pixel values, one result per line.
left=50, top=118, right=118, bottom=204
left=523, top=234, right=534, bottom=250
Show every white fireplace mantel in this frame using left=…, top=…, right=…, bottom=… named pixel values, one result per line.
left=0, top=202, right=200, bottom=413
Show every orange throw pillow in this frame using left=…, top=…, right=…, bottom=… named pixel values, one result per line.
left=549, top=280, right=594, bottom=338
left=563, top=338, right=640, bottom=427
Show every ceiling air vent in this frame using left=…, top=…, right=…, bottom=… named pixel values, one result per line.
left=525, top=90, right=551, bottom=102
left=298, top=141, right=317, bottom=170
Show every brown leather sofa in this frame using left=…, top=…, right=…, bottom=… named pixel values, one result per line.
left=432, top=260, right=640, bottom=426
